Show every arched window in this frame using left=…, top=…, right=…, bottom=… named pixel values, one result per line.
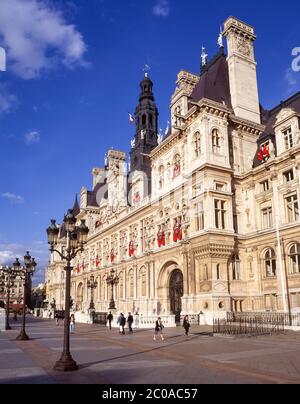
left=129, top=270, right=134, bottom=298
left=232, top=256, right=240, bottom=280
left=173, top=154, right=181, bottom=179
left=212, top=129, right=221, bottom=154
left=149, top=114, right=153, bottom=128
left=159, top=165, right=164, bottom=189
left=193, top=132, right=201, bottom=158
left=289, top=244, right=300, bottom=274
left=118, top=272, right=124, bottom=299
left=264, top=249, right=276, bottom=277
left=142, top=114, right=146, bottom=126
left=140, top=267, right=147, bottom=297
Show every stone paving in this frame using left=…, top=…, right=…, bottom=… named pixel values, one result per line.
left=0, top=317, right=300, bottom=384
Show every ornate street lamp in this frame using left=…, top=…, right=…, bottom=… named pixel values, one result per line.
left=0, top=266, right=17, bottom=330
left=13, top=254, right=36, bottom=341
left=106, top=269, right=119, bottom=310
left=87, top=275, right=98, bottom=311
left=47, top=212, right=89, bottom=372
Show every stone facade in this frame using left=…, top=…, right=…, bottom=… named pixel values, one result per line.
left=46, top=16, right=300, bottom=324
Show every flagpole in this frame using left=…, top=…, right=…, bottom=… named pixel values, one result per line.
left=275, top=215, right=288, bottom=313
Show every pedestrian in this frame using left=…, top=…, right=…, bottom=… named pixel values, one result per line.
left=120, top=313, right=126, bottom=335
left=183, top=315, right=191, bottom=336
left=127, top=312, right=134, bottom=333
left=13, top=311, right=18, bottom=321
left=70, top=314, right=75, bottom=334
left=54, top=312, right=59, bottom=326
left=153, top=317, right=164, bottom=341
left=117, top=313, right=126, bottom=334
left=107, top=312, right=113, bottom=330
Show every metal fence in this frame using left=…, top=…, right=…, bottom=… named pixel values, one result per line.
left=213, top=316, right=285, bottom=337
left=226, top=312, right=300, bottom=327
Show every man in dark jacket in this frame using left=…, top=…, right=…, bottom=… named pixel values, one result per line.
left=127, top=312, right=134, bottom=333
left=107, top=312, right=113, bottom=330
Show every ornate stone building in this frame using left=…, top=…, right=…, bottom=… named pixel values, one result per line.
left=46, top=17, right=300, bottom=324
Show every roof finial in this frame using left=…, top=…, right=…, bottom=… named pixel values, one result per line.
left=201, top=46, right=208, bottom=67
left=143, top=64, right=151, bottom=78
left=218, top=26, right=224, bottom=48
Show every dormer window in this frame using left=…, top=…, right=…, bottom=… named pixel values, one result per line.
left=283, top=127, right=293, bottom=151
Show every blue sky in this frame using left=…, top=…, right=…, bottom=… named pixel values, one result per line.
left=0, top=0, right=300, bottom=284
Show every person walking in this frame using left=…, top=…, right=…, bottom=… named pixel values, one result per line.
left=153, top=317, right=164, bottom=341
left=120, top=313, right=126, bottom=335
left=54, top=312, right=59, bottom=326
left=183, top=315, right=191, bottom=336
left=127, top=312, right=134, bottom=333
left=70, top=314, right=75, bottom=334
left=117, top=313, right=126, bottom=335
left=107, top=312, right=113, bottom=330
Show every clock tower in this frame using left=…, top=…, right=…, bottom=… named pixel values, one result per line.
left=130, top=73, right=159, bottom=195
left=224, top=17, right=261, bottom=124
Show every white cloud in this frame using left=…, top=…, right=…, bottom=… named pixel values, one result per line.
left=0, top=84, right=18, bottom=114
left=25, top=130, right=40, bottom=145
left=1, top=192, right=25, bottom=204
left=0, top=243, right=49, bottom=285
left=285, top=68, right=300, bottom=95
left=0, top=0, right=87, bottom=79
left=152, top=0, right=170, bottom=17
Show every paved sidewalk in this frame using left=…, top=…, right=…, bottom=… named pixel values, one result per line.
left=1, top=317, right=300, bottom=384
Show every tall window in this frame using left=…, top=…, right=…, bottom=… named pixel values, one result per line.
left=216, top=264, right=221, bottom=280
left=212, top=129, right=221, bottom=154
left=260, top=180, right=269, bottom=192
left=289, top=244, right=300, bottom=274
left=193, top=132, right=201, bottom=158
left=196, top=202, right=204, bottom=231
left=285, top=194, right=299, bottom=222
left=232, top=256, right=240, bottom=281
left=159, top=165, right=164, bottom=189
left=173, top=154, right=181, bottom=179
left=141, top=268, right=147, bottom=297
left=118, top=273, right=124, bottom=299
left=283, top=127, right=293, bottom=151
left=283, top=169, right=294, bottom=183
left=129, top=270, right=134, bottom=298
left=264, top=249, right=276, bottom=277
left=262, top=207, right=273, bottom=229
left=215, top=199, right=226, bottom=229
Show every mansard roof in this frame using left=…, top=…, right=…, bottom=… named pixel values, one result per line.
left=190, top=48, right=232, bottom=109
left=87, top=180, right=107, bottom=208
left=262, top=91, right=300, bottom=134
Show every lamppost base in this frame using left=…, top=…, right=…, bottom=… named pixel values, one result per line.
left=54, top=354, right=78, bottom=372
left=16, top=330, right=29, bottom=341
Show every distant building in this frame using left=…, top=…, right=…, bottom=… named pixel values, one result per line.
left=46, top=17, right=300, bottom=323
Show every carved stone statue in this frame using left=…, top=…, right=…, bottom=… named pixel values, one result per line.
left=131, top=138, right=136, bottom=149
left=201, top=46, right=208, bottom=66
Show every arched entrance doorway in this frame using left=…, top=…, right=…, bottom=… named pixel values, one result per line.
left=76, top=283, right=83, bottom=311
left=169, top=269, right=183, bottom=323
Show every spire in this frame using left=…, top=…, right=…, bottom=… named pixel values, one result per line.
left=130, top=73, right=159, bottom=193
left=72, top=194, right=80, bottom=216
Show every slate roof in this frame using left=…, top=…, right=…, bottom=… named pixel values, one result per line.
left=190, top=48, right=232, bottom=108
